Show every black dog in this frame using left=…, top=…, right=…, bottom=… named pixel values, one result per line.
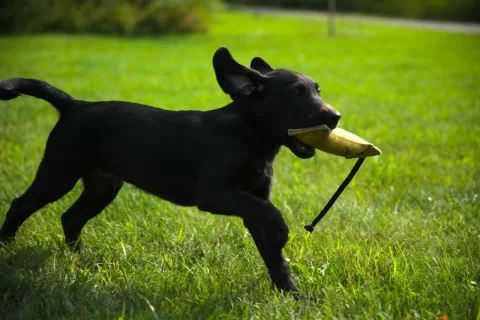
left=0, top=47, right=340, bottom=294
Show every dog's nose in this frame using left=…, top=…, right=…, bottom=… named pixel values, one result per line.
left=327, top=111, right=341, bottom=129
left=331, top=111, right=341, bottom=122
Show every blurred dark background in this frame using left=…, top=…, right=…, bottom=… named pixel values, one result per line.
left=1, top=0, right=478, bottom=35
left=226, top=0, right=480, bottom=22
left=0, top=0, right=220, bottom=35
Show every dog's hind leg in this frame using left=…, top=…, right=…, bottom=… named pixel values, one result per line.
left=0, top=157, right=80, bottom=243
left=61, top=171, right=123, bottom=252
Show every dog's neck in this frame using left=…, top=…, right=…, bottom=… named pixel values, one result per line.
left=232, top=101, right=282, bottom=158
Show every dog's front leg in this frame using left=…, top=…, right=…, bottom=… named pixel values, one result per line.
left=247, top=181, right=300, bottom=294
left=196, top=187, right=298, bottom=293
left=243, top=218, right=300, bottom=294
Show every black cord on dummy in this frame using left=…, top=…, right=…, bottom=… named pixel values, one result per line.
left=304, top=157, right=366, bottom=233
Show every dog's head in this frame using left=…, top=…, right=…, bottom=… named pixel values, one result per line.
left=213, top=47, right=341, bottom=159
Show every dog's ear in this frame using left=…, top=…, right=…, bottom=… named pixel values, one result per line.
left=213, top=47, right=266, bottom=100
left=250, top=57, right=273, bottom=74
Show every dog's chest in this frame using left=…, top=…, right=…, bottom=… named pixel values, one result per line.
left=234, top=158, right=274, bottom=192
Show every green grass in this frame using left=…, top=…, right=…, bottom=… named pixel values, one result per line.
left=1, top=11, right=479, bottom=319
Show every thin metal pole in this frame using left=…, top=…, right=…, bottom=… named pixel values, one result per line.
left=328, top=0, right=336, bottom=37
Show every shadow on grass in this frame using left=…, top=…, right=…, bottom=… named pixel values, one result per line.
left=0, top=245, right=59, bottom=318
left=0, top=244, right=263, bottom=319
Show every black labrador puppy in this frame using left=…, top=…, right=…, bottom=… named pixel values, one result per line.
left=0, top=47, right=340, bottom=294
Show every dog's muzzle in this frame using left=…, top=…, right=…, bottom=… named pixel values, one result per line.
left=284, top=135, right=315, bottom=159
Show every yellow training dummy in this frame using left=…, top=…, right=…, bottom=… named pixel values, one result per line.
left=288, top=125, right=382, bottom=159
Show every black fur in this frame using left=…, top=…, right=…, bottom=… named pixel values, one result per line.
left=0, top=47, right=341, bottom=294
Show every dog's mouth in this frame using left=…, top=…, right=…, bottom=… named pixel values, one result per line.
left=285, top=120, right=339, bottom=159
left=284, top=135, right=316, bottom=159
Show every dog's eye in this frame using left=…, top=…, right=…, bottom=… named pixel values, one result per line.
left=314, top=83, right=321, bottom=94
left=295, top=84, right=307, bottom=96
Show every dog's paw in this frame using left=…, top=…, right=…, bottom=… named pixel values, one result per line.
left=273, top=274, right=303, bottom=299
left=66, top=239, right=84, bottom=253
left=285, top=289, right=304, bottom=301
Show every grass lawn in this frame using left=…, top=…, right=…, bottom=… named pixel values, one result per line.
left=0, top=11, right=479, bottom=319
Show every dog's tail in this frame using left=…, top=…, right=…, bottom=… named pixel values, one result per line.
left=0, top=78, right=74, bottom=114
